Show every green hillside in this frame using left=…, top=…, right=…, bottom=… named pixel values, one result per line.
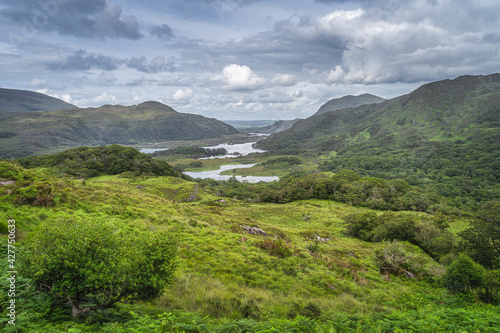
left=1, top=151, right=499, bottom=331
left=0, top=101, right=239, bottom=159
left=257, top=73, right=500, bottom=207
left=313, top=93, right=386, bottom=116
left=0, top=88, right=77, bottom=112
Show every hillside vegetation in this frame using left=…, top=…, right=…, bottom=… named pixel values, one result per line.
left=0, top=101, right=239, bottom=159
left=313, top=93, right=385, bottom=116
left=1, top=143, right=499, bottom=331
left=257, top=74, right=500, bottom=209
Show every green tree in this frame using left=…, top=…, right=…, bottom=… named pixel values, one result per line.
left=459, top=200, right=500, bottom=268
left=344, top=211, right=379, bottom=241
left=20, top=219, right=177, bottom=318
left=442, top=254, right=485, bottom=295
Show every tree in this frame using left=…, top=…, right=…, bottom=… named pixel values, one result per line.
left=20, top=219, right=177, bottom=318
left=442, top=254, right=485, bottom=295
left=344, top=211, right=379, bottom=241
left=459, top=200, right=500, bottom=268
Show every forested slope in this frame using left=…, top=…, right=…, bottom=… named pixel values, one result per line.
left=257, top=74, right=500, bottom=208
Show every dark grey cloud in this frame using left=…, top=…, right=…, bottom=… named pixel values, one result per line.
left=1, top=0, right=142, bottom=39
left=46, top=49, right=119, bottom=71
left=150, top=24, right=175, bottom=41
left=185, top=15, right=345, bottom=73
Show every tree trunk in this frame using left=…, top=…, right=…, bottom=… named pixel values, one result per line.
left=71, top=304, right=81, bottom=319
left=71, top=303, right=99, bottom=318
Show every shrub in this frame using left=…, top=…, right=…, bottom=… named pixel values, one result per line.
left=241, top=299, right=261, bottom=319
left=254, top=238, right=292, bottom=258
left=442, top=254, right=485, bottom=295
left=188, top=161, right=204, bottom=168
left=344, top=211, right=379, bottom=241
left=373, top=214, right=417, bottom=242
left=482, top=269, right=500, bottom=304
left=299, top=302, right=322, bottom=319
left=374, top=240, right=420, bottom=277
left=21, top=219, right=177, bottom=318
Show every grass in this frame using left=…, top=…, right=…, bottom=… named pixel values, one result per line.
left=1, top=161, right=498, bottom=331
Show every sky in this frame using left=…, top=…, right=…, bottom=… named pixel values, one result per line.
left=0, top=0, right=499, bottom=120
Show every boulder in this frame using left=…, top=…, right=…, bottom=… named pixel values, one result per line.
left=240, top=225, right=268, bottom=236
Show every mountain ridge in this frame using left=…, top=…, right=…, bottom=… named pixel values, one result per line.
left=313, top=93, right=386, bottom=116
left=258, top=73, right=500, bottom=153
left=0, top=88, right=77, bottom=112
left=0, top=101, right=239, bottom=158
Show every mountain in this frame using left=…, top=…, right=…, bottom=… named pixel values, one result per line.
left=313, top=93, right=385, bottom=116
left=0, top=101, right=239, bottom=158
left=256, top=74, right=500, bottom=200
left=244, top=119, right=301, bottom=134
left=258, top=74, right=500, bottom=153
left=0, top=88, right=77, bottom=112
left=240, top=94, right=384, bottom=135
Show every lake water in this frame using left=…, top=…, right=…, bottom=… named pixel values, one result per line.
left=200, top=142, right=266, bottom=159
left=184, top=164, right=279, bottom=183
left=139, top=141, right=266, bottom=158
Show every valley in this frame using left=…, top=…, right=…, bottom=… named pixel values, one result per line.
left=0, top=74, right=499, bottom=332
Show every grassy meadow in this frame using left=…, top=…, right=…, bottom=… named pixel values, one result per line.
left=1, top=158, right=499, bottom=332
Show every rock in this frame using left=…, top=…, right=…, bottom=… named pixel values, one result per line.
left=136, top=185, right=143, bottom=189
left=403, top=270, right=416, bottom=279
left=186, top=194, right=196, bottom=202
left=70, top=177, right=74, bottom=180
left=315, top=235, right=330, bottom=242
left=0, top=181, right=15, bottom=186
left=217, top=199, right=227, bottom=204
left=78, top=179, right=84, bottom=181
left=240, top=225, right=268, bottom=236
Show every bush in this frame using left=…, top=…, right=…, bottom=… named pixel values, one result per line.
left=344, top=211, right=379, bottom=241
left=254, top=238, right=292, bottom=258
left=188, top=161, right=204, bottom=168
left=374, top=240, right=420, bottom=277
left=373, top=214, right=417, bottom=242
left=482, top=269, right=500, bottom=304
left=18, top=145, right=179, bottom=178
left=442, top=254, right=485, bottom=295
left=21, top=219, right=177, bottom=318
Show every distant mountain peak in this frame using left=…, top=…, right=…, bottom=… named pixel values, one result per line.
left=314, top=93, right=385, bottom=116
left=135, top=101, right=178, bottom=114
left=0, top=88, right=77, bottom=112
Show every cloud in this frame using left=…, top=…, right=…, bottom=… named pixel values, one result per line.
left=157, top=75, right=181, bottom=86
left=271, top=73, right=297, bottom=86
left=1, top=0, right=142, bottom=39
left=127, top=55, right=176, bottom=73
left=97, top=72, right=117, bottom=86
left=172, top=88, right=194, bottom=103
left=150, top=24, right=175, bottom=41
left=46, top=49, right=119, bottom=71
left=221, top=64, right=265, bottom=90
left=39, top=91, right=74, bottom=104
left=74, top=92, right=116, bottom=106
left=29, top=78, right=47, bottom=88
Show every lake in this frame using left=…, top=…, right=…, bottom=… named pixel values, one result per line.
left=183, top=164, right=279, bottom=183
left=139, top=141, right=266, bottom=158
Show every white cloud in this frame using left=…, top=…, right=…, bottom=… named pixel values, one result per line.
left=172, top=88, right=193, bottom=103
left=222, top=64, right=265, bottom=90
left=75, top=92, right=116, bottom=106
left=30, top=78, right=47, bottom=88
left=271, top=73, right=297, bottom=86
